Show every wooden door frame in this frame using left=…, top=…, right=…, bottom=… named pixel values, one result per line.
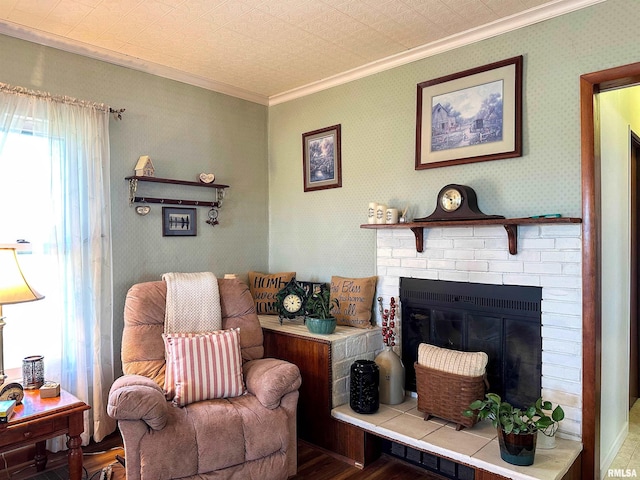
left=581, top=62, right=640, bottom=479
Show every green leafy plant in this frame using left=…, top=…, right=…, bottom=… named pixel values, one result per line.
left=463, top=393, right=564, bottom=435
left=304, top=288, right=339, bottom=319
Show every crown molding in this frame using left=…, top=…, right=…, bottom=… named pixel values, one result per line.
left=0, top=0, right=604, bottom=107
left=268, top=0, right=605, bottom=106
left=0, top=21, right=270, bottom=106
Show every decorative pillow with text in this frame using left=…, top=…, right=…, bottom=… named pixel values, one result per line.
left=329, top=276, right=377, bottom=328
left=163, top=328, right=245, bottom=407
left=248, top=271, right=295, bottom=314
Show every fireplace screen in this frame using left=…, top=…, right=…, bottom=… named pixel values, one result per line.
left=400, top=278, right=542, bottom=409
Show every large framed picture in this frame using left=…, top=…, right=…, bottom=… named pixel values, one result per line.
left=415, top=56, right=523, bottom=170
left=162, top=207, right=197, bottom=236
left=302, top=124, right=342, bottom=192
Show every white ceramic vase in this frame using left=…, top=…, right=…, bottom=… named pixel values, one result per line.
left=375, top=346, right=405, bottom=405
left=537, top=430, right=557, bottom=449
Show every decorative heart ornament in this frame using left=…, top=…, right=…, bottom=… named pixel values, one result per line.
left=199, top=173, right=215, bottom=183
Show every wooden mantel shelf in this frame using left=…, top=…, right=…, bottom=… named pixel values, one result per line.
left=361, top=217, right=582, bottom=255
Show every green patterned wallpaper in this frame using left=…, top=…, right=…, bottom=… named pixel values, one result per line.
left=0, top=34, right=269, bottom=374
left=268, top=0, right=639, bottom=282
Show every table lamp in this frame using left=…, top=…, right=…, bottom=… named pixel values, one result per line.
left=0, top=246, right=44, bottom=385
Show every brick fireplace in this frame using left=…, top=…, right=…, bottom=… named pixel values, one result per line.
left=373, top=222, right=582, bottom=442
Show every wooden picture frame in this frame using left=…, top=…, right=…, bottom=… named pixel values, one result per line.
left=415, top=56, right=523, bottom=170
left=302, top=124, right=342, bottom=192
left=162, top=207, right=197, bottom=236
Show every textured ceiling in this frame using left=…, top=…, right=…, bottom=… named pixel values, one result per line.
left=0, top=0, right=602, bottom=104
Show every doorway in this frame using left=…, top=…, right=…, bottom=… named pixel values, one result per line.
left=631, top=132, right=640, bottom=408
left=581, top=62, right=640, bottom=479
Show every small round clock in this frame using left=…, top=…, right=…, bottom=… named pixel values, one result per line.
left=275, top=279, right=307, bottom=323
left=0, top=382, right=24, bottom=404
left=440, top=187, right=463, bottom=212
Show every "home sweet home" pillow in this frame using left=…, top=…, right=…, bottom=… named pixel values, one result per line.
left=248, top=271, right=295, bottom=314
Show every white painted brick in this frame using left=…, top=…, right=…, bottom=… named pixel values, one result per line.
left=399, top=237, right=419, bottom=249
left=378, top=257, right=401, bottom=267
left=510, top=250, right=540, bottom=263
left=332, top=341, right=346, bottom=362
left=503, top=274, right=541, bottom=286
left=562, top=263, right=581, bottom=275
left=392, top=229, right=414, bottom=239
left=377, top=247, right=392, bottom=258
left=555, top=237, right=582, bottom=250
left=540, top=389, right=581, bottom=410
left=333, top=391, right=348, bottom=409
left=541, top=313, right=582, bottom=329
left=542, top=376, right=582, bottom=395
left=385, top=267, right=405, bottom=277
left=455, top=260, right=488, bottom=271
left=542, top=363, right=581, bottom=382
left=424, top=238, right=454, bottom=249
left=474, top=249, right=509, bottom=260
left=392, top=248, right=418, bottom=258
left=401, top=258, right=428, bottom=269
left=333, top=359, right=353, bottom=382
left=443, top=227, right=474, bottom=237
left=412, top=270, right=439, bottom=280
left=542, top=351, right=581, bottom=368
left=543, top=288, right=581, bottom=303
left=416, top=249, right=445, bottom=260
left=542, top=299, right=582, bottom=316
left=541, top=275, right=581, bottom=288
left=345, top=335, right=367, bottom=357
left=469, top=272, right=504, bottom=284
left=541, top=251, right=581, bottom=263
left=542, top=326, right=582, bottom=342
left=377, top=235, right=399, bottom=248
left=454, top=238, right=486, bottom=249
left=524, top=263, right=562, bottom=275
left=520, top=238, right=556, bottom=250
left=489, top=261, right=524, bottom=273
left=519, top=226, right=542, bottom=238
left=484, top=237, right=509, bottom=249
left=427, top=259, right=456, bottom=270
left=444, top=249, right=475, bottom=260
left=473, top=226, right=505, bottom=237
left=543, top=338, right=581, bottom=355
left=422, top=228, right=443, bottom=239
left=438, top=271, right=470, bottom=282
left=540, top=224, right=582, bottom=237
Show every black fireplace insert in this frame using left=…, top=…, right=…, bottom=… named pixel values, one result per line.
left=400, top=277, right=542, bottom=409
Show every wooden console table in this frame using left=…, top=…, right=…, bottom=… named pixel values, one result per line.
left=0, top=388, right=90, bottom=480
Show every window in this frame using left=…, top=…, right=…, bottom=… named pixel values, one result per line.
left=0, top=129, right=63, bottom=374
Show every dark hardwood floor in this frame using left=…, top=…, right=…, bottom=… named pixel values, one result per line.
left=7, top=432, right=442, bottom=480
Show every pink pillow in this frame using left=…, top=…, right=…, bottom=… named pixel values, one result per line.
left=163, top=329, right=245, bottom=407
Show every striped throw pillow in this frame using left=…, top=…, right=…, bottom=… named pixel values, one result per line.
left=163, top=328, right=245, bottom=407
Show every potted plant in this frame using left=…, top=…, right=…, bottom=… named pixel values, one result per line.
left=463, top=393, right=564, bottom=466
left=304, top=287, right=339, bottom=334
left=534, top=398, right=565, bottom=449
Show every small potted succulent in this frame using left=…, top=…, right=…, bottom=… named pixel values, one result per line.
left=304, top=287, right=339, bottom=335
left=463, top=393, right=564, bottom=466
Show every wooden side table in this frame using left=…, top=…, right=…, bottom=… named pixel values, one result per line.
left=0, top=388, right=90, bottom=480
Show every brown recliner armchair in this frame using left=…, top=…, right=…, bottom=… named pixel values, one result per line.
left=107, top=278, right=301, bottom=480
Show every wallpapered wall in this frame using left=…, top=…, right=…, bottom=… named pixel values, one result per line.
left=0, top=34, right=269, bottom=374
left=267, top=0, right=639, bottom=282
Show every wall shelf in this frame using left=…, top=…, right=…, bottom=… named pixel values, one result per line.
left=361, top=217, right=582, bottom=255
left=125, top=175, right=229, bottom=208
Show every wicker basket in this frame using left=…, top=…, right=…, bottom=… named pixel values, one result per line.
left=415, top=362, right=487, bottom=430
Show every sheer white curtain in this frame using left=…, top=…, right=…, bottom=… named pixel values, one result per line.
left=0, top=83, right=116, bottom=447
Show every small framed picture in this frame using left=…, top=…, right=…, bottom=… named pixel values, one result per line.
left=162, top=207, right=197, bottom=236
left=415, top=56, right=523, bottom=169
left=302, top=124, right=342, bottom=192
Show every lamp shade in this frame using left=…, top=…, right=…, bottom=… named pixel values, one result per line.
left=0, top=247, right=44, bottom=305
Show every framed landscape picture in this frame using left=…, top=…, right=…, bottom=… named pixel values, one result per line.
left=302, top=124, right=342, bottom=192
left=162, top=207, right=197, bottom=236
left=415, top=56, right=523, bottom=170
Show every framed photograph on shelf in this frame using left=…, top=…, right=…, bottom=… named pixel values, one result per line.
left=162, top=207, right=197, bottom=236
left=302, top=124, right=342, bottom=192
left=415, top=55, right=523, bottom=170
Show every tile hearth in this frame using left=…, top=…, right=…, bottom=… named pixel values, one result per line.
left=332, top=396, right=582, bottom=480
